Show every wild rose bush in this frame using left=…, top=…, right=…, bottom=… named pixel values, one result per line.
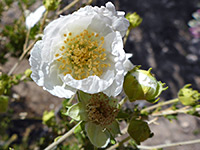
left=0, top=1, right=200, bottom=150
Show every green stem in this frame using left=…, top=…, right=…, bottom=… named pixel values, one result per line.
left=141, top=98, right=179, bottom=114
left=67, top=94, right=76, bottom=105
left=123, top=27, right=131, bottom=45
left=44, top=121, right=82, bottom=150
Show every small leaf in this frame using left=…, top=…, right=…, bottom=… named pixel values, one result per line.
left=78, top=91, right=91, bottom=104
left=85, top=122, right=110, bottom=148
left=0, top=96, right=9, bottom=113
left=128, top=119, right=153, bottom=145
left=54, top=136, right=62, bottom=142
left=74, top=121, right=85, bottom=134
left=106, top=120, right=120, bottom=137
left=65, top=103, right=88, bottom=121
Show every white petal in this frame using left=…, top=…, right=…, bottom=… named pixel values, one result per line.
left=29, top=2, right=132, bottom=98
left=29, top=41, right=76, bottom=98
left=25, top=5, right=46, bottom=29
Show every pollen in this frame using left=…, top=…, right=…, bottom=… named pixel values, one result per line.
left=55, top=29, right=110, bottom=80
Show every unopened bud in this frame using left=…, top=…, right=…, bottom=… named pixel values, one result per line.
left=43, top=0, right=59, bottom=11
left=24, top=69, right=32, bottom=78
left=123, top=67, right=168, bottom=103
left=126, top=12, right=142, bottom=28
left=178, top=84, right=200, bottom=106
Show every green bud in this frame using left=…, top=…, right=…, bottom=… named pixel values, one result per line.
left=178, top=84, right=200, bottom=106
left=126, top=12, right=142, bottom=28
left=42, top=110, right=55, bottom=125
left=123, top=67, right=168, bottom=103
left=43, top=0, right=59, bottom=11
left=24, top=69, right=32, bottom=78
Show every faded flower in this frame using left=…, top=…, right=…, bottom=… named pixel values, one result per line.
left=66, top=91, right=120, bottom=148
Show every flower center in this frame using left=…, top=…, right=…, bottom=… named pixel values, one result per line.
left=55, top=30, right=110, bottom=80
left=86, top=93, right=119, bottom=126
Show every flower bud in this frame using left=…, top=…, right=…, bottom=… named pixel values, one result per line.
left=178, top=84, right=200, bottom=106
left=123, top=67, right=168, bottom=102
left=24, top=69, right=32, bottom=78
left=126, top=12, right=142, bottom=28
left=42, top=110, right=55, bottom=125
left=43, top=0, right=59, bottom=11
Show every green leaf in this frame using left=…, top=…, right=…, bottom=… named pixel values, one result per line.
left=74, top=121, right=85, bottom=134
left=65, top=103, right=88, bottom=121
left=116, top=110, right=130, bottom=119
left=0, top=96, right=9, bottom=113
left=78, top=91, right=91, bottom=104
left=106, top=120, right=120, bottom=137
left=128, top=119, right=153, bottom=145
left=85, top=122, right=110, bottom=148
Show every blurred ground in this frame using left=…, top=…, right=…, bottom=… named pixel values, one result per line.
left=1, top=0, right=200, bottom=149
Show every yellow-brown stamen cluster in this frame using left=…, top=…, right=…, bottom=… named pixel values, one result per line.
left=86, top=93, right=119, bottom=126
left=55, top=30, right=111, bottom=80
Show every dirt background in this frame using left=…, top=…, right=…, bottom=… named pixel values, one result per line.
left=1, top=0, right=200, bottom=149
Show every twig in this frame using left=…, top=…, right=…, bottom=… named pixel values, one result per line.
left=44, top=121, right=82, bottom=150
left=106, top=136, right=131, bottom=150
left=57, top=0, right=80, bottom=15
left=138, top=139, right=200, bottom=149
left=141, top=98, right=179, bottom=113
left=40, top=10, right=49, bottom=33
left=8, top=38, right=38, bottom=75
left=151, top=107, right=200, bottom=117
left=87, top=0, right=93, bottom=5
left=119, top=96, right=128, bottom=108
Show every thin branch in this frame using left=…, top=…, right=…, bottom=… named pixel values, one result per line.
left=40, top=10, right=49, bottom=33
left=87, top=0, right=93, bottom=5
left=44, top=121, right=82, bottom=150
left=138, top=139, right=200, bottom=149
left=141, top=98, right=179, bottom=113
left=119, top=96, right=128, bottom=108
left=57, top=0, right=80, bottom=15
left=106, top=136, right=131, bottom=150
left=8, top=38, right=38, bottom=75
left=151, top=107, right=200, bottom=117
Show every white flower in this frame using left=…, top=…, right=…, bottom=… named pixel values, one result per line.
left=29, top=2, right=134, bottom=98
left=25, top=5, right=46, bottom=29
